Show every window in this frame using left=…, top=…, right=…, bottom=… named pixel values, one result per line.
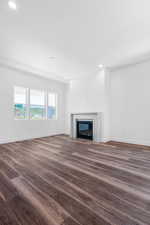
left=14, top=86, right=27, bottom=119
left=30, top=89, right=45, bottom=120
left=48, top=93, right=57, bottom=119
left=14, top=87, right=58, bottom=120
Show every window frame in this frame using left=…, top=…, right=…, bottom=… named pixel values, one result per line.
left=47, top=92, right=58, bottom=120
left=29, top=88, right=46, bottom=120
left=14, top=86, right=28, bottom=120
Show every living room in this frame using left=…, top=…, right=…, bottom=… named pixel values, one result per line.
left=0, top=1, right=150, bottom=224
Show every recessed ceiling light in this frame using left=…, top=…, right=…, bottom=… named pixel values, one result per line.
left=8, top=0, right=17, bottom=10
left=98, top=64, right=103, bottom=69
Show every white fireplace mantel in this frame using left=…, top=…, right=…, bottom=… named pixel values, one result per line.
left=70, top=112, right=104, bottom=142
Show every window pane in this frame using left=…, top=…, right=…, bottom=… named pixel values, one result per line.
left=30, top=89, right=45, bottom=120
left=14, top=87, right=27, bottom=119
left=48, top=93, right=57, bottom=119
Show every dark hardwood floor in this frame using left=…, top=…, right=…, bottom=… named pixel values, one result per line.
left=0, top=135, right=150, bottom=225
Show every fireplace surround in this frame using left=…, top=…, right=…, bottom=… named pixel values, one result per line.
left=70, top=112, right=103, bottom=142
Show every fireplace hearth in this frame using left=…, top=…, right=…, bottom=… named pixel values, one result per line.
left=76, top=120, right=93, bottom=140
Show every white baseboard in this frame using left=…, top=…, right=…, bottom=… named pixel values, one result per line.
left=110, top=137, right=150, bottom=146
left=101, top=137, right=111, bottom=143
left=0, top=133, right=65, bottom=145
left=64, top=133, right=111, bottom=143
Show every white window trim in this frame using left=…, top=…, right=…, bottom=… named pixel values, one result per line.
left=14, top=86, right=28, bottom=120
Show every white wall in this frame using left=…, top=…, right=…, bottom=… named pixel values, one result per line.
left=2, top=59, right=150, bottom=146
left=0, top=66, right=67, bottom=144
left=110, top=60, right=150, bottom=146
left=66, top=70, right=110, bottom=141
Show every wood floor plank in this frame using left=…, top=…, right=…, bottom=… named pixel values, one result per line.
left=0, top=135, right=150, bottom=224
left=33, top=158, right=150, bottom=225
left=23, top=171, right=111, bottom=225
left=12, top=176, right=80, bottom=225
left=0, top=172, right=18, bottom=202
left=0, top=199, right=20, bottom=225
left=0, top=159, right=19, bottom=179
left=6, top=195, right=51, bottom=225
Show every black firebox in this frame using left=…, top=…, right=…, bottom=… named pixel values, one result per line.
left=76, top=120, right=93, bottom=140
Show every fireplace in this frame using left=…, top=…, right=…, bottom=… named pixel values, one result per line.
left=76, top=120, right=93, bottom=140
left=70, top=112, right=102, bottom=142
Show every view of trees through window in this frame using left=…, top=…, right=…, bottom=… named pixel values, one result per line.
left=14, top=87, right=27, bottom=119
left=14, top=86, right=57, bottom=120
left=30, top=89, right=45, bottom=120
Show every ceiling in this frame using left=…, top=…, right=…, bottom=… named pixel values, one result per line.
left=0, top=0, right=150, bottom=81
